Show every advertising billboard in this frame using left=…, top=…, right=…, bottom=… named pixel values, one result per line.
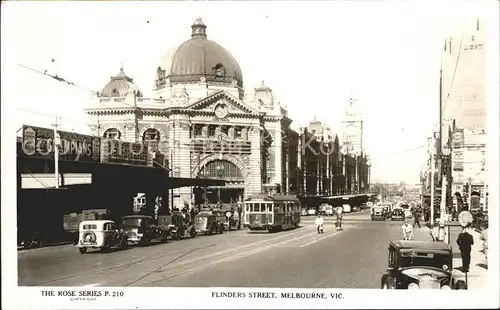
left=101, top=139, right=149, bottom=166
left=21, top=125, right=101, bottom=163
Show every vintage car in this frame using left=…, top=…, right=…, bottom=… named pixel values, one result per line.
left=77, top=220, right=128, bottom=253
left=402, top=204, right=413, bottom=219
left=371, top=207, right=386, bottom=221
left=194, top=212, right=225, bottom=235
left=391, top=207, right=405, bottom=221
left=169, top=211, right=197, bottom=239
left=381, top=240, right=467, bottom=290
left=213, top=208, right=241, bottom=230
left=121, top=215, right=169, bottom=245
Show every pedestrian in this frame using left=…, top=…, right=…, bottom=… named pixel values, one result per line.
left=315, top=214, right=324, bottom=234
left=456, top=227, right=474, bottom=272
left=335, top=207, right=343, bottom=231
left=402, top=219, right=414, bottom=240
left=413, top=208, right=421, bottom=228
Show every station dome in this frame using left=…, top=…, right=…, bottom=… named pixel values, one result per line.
left=155, top=18, right=243, bottom=89
left=100, top=66, right=142, bottom=97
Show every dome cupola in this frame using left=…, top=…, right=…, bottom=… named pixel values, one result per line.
left=99, top=66, right=142, bottom=97
left=155, top=18, right=243, bottom=90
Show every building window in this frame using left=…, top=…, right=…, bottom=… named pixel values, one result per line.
left=235, top=126, right=243, bottom=139
left=214, top=63, right=226, bottom=78
left=143, top=128, right=160, bottom=142
left=471, top=35, right=475, bottom=42
left=103, top=128, right=121, bottom=140
left=221, top=126, right=229, bottom=136
left=208, top=125, right=216, bottom=137
left=194, top=124, right=203, bottom=137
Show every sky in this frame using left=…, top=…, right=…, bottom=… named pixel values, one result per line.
left=1, top=0, right=490, bottom=184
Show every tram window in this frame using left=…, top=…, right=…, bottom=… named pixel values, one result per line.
left=267, top=204, right=272, bottom=212
left=245, top=204, right=249, bottom=212
left=260, top=203, right=266, bottom=212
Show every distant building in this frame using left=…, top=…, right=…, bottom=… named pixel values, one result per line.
left=440, top=18, right=488, bottom=210
left=340, top=96, right=364, bottom=156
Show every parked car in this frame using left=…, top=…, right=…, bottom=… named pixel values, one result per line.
left=371, top=207, right=386, bottom=221
left=77, top=220, right=128, bottom=254
left=121, top=215, right=169, bottom=245
left=391, top=207, right=405, bottom=221
left=401, top=204, right=412, bottom=219
left=301, top=208, right=308, bottom=216
left=194, top=212, right=225, bottom=235
left=381, top=240, right=466, bottom=290
left=307, top=207, right=317, bottom=216
left=169, top=211, right=197, bottom=239
left=320, top=203, right=334, bottom=216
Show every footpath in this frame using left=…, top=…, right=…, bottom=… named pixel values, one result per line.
left=417, top=222, right=488, bottom=289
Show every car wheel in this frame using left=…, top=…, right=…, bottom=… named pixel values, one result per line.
left=79, top=247, right=87, bottom=254
left=456, top=280, right=467, bottom=290
left=381, top=274, right=389, bottom=289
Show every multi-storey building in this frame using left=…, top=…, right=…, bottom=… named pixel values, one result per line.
left=440, top=17, right=488, bottom=210
left=84, top=18, right=297, bottom=208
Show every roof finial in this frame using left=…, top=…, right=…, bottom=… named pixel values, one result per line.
left=191, top=17, right=207, bottom=39
left=120, top=61, right=123, bottom=71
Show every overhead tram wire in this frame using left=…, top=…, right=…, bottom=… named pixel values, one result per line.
left=368, top=145, right=426, bottom=161
left=440, top=26, right=466, bottom=129
left=16, top=63, right=139, bottom=132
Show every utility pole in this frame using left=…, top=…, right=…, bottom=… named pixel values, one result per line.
left=430, top=134, right=436, bottom=225
left=52, top=115, right=61, bottom=189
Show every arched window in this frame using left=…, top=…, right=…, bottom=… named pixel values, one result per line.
left=198, top=160, right=243, bottom=181
left=103, top=128, right=121, bottom=140
left=143, top=128, right=161, bottom=142
left=214, top=63, right=226, bottom=78
left=112, top=88, right=119, bottom=96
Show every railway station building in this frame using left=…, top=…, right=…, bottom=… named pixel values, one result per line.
left=84, top=18, right=297, bottom=208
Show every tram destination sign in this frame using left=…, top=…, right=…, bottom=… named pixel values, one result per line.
left=101, top=139, right=149, bottom=166
left=21, top=125, right=101, bottom=163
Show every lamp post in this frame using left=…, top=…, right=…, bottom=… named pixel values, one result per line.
left=440, top=145, right=451, bottom=220
left=216, top=164, right=224, bottom=204
left=437, top=145, right=450, bottom=242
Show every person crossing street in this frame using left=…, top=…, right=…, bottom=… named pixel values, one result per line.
left=402, top=219, right=414, bottom=240
left=413, top=208, right=421, bottom=228
left=315, top=215, right=324, bottom=234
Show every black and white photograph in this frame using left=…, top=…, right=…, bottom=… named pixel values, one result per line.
left=1, top=0, right=499, bottom=309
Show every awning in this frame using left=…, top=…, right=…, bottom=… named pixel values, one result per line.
left=166, top=177, right=226, bottom=189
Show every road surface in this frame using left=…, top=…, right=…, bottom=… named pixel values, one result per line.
left=19, top=210, right=428, bottom=288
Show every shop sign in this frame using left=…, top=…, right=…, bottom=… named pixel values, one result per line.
left=452, top=129, right=464, bottom=147
left=101, top=139, right=149, bottom=166
left=21, top=125, right=101, bottom=162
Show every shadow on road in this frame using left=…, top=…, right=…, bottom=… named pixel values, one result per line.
left=476, top=263, right=488, bottom=270
left=246, top=226, right=304, bottom=234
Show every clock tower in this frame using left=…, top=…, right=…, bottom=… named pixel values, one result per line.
left=341, top=95, right=364, bottom=155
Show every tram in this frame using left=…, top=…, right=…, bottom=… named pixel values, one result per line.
left=243, top=194, right=301, bottom=232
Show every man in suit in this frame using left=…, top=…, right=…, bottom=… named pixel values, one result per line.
left=457, top=227, right=474, bottom=272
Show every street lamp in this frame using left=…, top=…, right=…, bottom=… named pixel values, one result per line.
left=440, top=145, right=451, bottom=219
left=216, top=164, right=224, bottom=204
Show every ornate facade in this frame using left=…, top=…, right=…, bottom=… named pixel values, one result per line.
left=340, top=96, right=364, bottom=156
left=84, top=18, right=296, bottom=208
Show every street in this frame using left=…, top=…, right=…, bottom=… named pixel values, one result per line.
left=19, top=210, right=421, bottom=288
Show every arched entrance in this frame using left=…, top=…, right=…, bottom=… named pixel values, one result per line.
left=195, top=159, right=245, bottom=205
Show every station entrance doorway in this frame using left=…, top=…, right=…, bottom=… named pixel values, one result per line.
left=194, top=159, right=245, bottom=206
